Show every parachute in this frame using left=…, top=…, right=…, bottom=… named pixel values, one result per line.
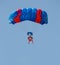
left=9, top=8, right=48, bottom=44
left=9, top=8, right=48, bottom=25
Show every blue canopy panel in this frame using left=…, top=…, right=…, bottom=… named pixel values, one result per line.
left=9, top=11, right=18, bottom=24
left=30, top=8, right=37, bottom=22
left=40, top=11, right=48, bottom=25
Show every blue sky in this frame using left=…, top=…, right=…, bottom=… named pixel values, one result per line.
left=0, top=0, right=60, bottom=65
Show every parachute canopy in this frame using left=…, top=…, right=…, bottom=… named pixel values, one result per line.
left=9, top=8, right=48, bottom=25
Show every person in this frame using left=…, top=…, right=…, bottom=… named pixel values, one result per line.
left=27, top=32, right=33, bottom=44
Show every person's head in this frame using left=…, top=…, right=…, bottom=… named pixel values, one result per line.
left=27, top=32, right=33, bottom=36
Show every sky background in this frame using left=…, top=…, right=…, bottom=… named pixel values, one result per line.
left=0, top=0, right=60, bottom=65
